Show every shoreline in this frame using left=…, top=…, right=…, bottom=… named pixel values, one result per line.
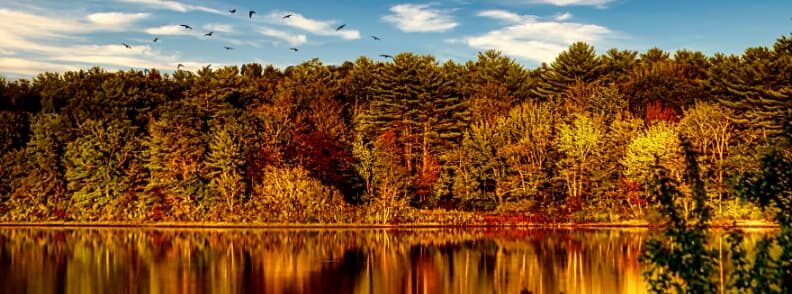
left=0, top=220, right=778, bottom=229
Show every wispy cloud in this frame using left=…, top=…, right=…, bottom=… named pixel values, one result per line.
left=477, top=9, right=536, bottom=23
left=382, top=4, right=458, bottom=33
left=499, top=0, right=615, bottom=8
left=0, top=8, right=212, bottom=76
left=258, top=27, right=307, bottom=46
left=144, top=24, right=197, bottom=36
left=0, top=57, right=80, bottom=76
left=86, top=12, right=149, bottom=28
left=118, top=0, right=222, bottom=14
left=202, top=23, right=234, bottom=33
left=262, top=11, right=360, bottom=40
left=464, top=9, right=612, bottom=62
left=553, top=12, right=573, bottom=21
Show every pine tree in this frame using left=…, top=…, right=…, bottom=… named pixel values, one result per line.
left=362, top=53, right=468, bottom=204
left=711, top=37, right=792, bottom=138
left=599, top=48, right=637, bottom=84
left=64, top=118, right=145, bottom=220
left=639, top=47, right=670, bottom=66
left=10, top=113, right=72, bottom=220
left=204, top=110, right=255, bottom=218
left=145, top=102, right=207, bottom=220
left=532, top=42, right=601, bottom=100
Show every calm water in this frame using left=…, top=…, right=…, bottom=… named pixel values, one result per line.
left=0, top=227, right=765, bottom=294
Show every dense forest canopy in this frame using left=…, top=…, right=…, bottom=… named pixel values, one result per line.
left=0, top=34, right=790, bottom=223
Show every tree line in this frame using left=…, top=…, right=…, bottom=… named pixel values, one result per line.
left=0, top=34, right=790, bottom=223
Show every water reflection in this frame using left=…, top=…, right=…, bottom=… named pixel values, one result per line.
left=0, top=227, right=740, bottom=293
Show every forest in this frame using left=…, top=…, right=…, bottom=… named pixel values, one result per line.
left=0, top=34, right=789, bottom=224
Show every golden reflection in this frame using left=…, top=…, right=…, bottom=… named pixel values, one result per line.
left=0, top=227, right=766, bottom=294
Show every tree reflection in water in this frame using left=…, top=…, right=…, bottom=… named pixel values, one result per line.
left=0, top=227, right=762, bottom=294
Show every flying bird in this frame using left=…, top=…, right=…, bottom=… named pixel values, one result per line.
left=289, top=48, right=299, bottom=52
left=335, top=24, right=346, bottom=31
left=379, top=54, right=393, bottom=59
left=283, top=14, right=292, bottom=19
left=177, top=64, right=184, bottom=70
left=179, top=24, right=192, bottom=30
left=229, top=9, right=236, bottom=13
left=122, top=43, right=131, bottom=49
left=371, top=35, right=380, bottom=40
left=204, top=31, right=213, bottom=36
left=224, top=46, right=234, bottom=50
left=153, top=37, right=159, bottom=42
left=249, top=10, right=256, bottom=19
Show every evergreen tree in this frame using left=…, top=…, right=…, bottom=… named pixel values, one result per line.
left=145, top=102, right=207, bottom=220
left=532, top=42, right=601, bottom=100
left=711, top=36, right=792, bottom=138
left=204, top=110, right=256, bottom=218
left=63, top=118, right=146, bottom=220
left=639, top=47, right=670, bottom=66
left=10, top=113, right=72, bottom=220
left=599, top=48, right=638, bottom=84
left=362, top=53, right=468, bottom=204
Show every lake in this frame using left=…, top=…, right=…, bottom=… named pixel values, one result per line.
left=0, top=227, right=767, bottom=293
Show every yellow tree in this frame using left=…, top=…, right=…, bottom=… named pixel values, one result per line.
left=557, top=113, right=604, bottom=207
left=623, top=122, right=687, bottom=217
left=679, top=101, right=734, bottom=215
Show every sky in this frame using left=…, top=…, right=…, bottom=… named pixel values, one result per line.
left=0, top=0, right=790, bottom=78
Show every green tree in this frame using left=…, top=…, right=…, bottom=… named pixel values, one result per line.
left=204, top=111, right=256, bottom=219
left=63, top=118, right=146, bottom=220
left=9, top=113, right=72, bottom=220
left=532, top=42, right=601, bottom=100
left=362, top=53, right=468, bottom=204
left=145, top=102, right=206, bottom=221
left=711, top=36, right=792, bottom=139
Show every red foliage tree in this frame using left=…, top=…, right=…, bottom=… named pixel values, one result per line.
left=645, top=100, right=678, bottom=125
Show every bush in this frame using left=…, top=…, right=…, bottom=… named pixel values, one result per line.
left=248, top=166, right=349, bottom=223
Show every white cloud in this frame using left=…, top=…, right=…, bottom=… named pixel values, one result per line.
left=382, top=4, right=458, bottom=33
left=477, top=9, right=535, bottom=24
left=465, top=10, right=611, bottom=62
left=262, top=12, right=360, bottom=40
left=526, top=0, right=613, bottom=7
left=0, top=8, right=214, bottom=76
left=258, top=27, right=307, bottom=46
left=202, top=23, right=233, bottom=33
left=118, top=0, right=222, bottom=14
left=0, top=57, right=80, bottom=76
left=144, top=24, right=197, bottom=36
left=553, top=12, right=573, bottom=21
left=86, top=12, right=149, bottom=28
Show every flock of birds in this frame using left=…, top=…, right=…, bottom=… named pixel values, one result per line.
left=120, top=8, right=393, bottom=70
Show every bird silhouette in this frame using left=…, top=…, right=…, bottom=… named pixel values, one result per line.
left=229, top=9, right=236, bottom=13
left=379, top=54, right=393, bottom=59
left=289, top=47, right=299, bottom=52
left=283, top=14, right=292, bottom=19
left=371, top=35, right=380, bottom=40
left=224, top=46, right=234, bottom=50
left=204, top=32, right=213, bottom=37
left=177, top=64, right=184, bottom=70
left=336, top=24, right=346, bottom=31
left=249, top=10, right=256, bottom=19
left=153, top=37, right=159, bottom=42
left=179, top=24, right=192, bottom=30
left=122, top=43, right=131, bottom=49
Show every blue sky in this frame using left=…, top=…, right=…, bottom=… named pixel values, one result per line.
left=0, top=0, right=790, bottom=78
